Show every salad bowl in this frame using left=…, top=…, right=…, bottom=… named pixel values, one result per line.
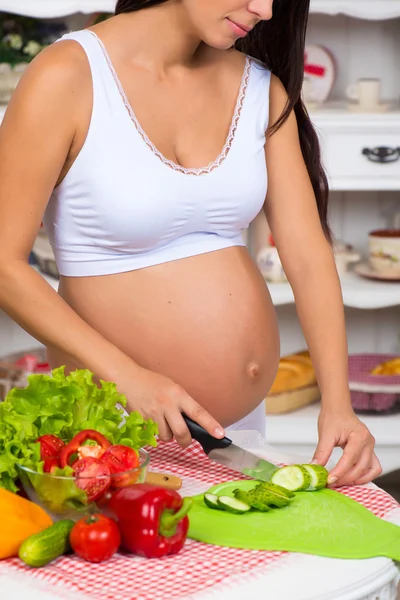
left=18, top=447, right=150, bottom=522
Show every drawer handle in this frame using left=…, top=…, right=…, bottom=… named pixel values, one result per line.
left=362, top=146, right=400, bottom=163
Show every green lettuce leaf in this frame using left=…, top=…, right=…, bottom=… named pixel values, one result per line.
left=0, top=367, right=158, bottom=494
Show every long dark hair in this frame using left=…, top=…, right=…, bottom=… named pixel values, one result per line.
left=115, top=0, right=331, bottom=241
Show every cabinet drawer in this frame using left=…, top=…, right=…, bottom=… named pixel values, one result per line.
left=322, top=131, right=400, bottom=189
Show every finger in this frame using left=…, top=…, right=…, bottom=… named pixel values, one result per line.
left=354, top=453, right=382, bottom=486
left=166, top=411, right=192, bottom=448
left=181, top=398, right=225, bottom=439
left=327, top=433, right=364, bottom=485
left=334, top=446, right=373, bottom=487
left=312, top=438, right=335, bottom=467
left=156, top=417, right=174, bottom=443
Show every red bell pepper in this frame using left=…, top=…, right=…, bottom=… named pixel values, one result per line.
left=60, top=429, right=111, bottom=468
left=108, top=483, right=193, bottom=558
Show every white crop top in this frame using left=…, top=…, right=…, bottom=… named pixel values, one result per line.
left=43, top=30, right=271, bottom=277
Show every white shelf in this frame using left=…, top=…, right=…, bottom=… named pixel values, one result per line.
left=0, top=0, right=114, bottom=18
left=33, top=266, right=400, bottom=310
left=269, top=271, right=400, bottom=309
left=3, top=0, right=400, bottom=20
left=310, top=105, right=400, bottom=131
left=266, top=403, right=400, bottom=475
left=310, top=0, right=400, bottom=20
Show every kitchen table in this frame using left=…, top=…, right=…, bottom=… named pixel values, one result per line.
left=0, top=432, right=399, bottom=600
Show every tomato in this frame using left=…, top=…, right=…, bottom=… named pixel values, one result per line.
left=37, top=434, right=65, bottom=473
left=60, top=430, right=111, bottom=468
left=73, top=457, right=111, bottom=502
left=101, top=445, right=140, bottom=488
left=70, top=513, right=121, bottom=563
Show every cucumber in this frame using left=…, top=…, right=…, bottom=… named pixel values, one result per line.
left=204, top=493, right=222, bottom=510
left=234, top=483, right=293, bottom=510
left=252, top=484, right=292, bottom=509
left=302, top=464, right=329, bottom=491
left=256, top=481, right=295, bottom=499
left=271, top=465, right=312, bottom=492
left=19, top=520, right=74, bottom=568
left=217, top=496, right=251, bottom=514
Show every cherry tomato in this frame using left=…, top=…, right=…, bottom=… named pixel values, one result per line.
left=37, top=434, right=65, bottom=473
left=70, top=513, right=121, bottom=563
left=60, top=430, right=111, bottom=468
left=73, top=457, right=111, bottom=502
left=102, top=445, right=140, bottom=488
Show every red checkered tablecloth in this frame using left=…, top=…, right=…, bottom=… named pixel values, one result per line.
left=2, top=441, right=399, bottom=600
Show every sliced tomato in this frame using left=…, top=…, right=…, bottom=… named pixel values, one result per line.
left=37, top=434, right=65, bottom=473
left=101, top=445, right=140, bottom=488
left=73, top=457, right=111, bottom=502
left=60, top=430, right=111, bottom=468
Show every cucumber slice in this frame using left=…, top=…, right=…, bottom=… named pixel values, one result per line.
left=204, top=493, right=222, bottom=510
left=271, top=465, right=312, bottom=492
left=233, top=488, right=271, bottom=512
left=217, top=496, right=251, bottom=514
left=302, top=464, right=329, bottom=491
left=255, top=481, right=295, bottom=499
left=253, top=487, right=290, bottom=508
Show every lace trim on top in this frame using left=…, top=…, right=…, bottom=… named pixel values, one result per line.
left=88, top=30, right=251, bottom=176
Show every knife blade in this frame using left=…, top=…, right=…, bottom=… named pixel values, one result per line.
left=182, top=415, right=279, bottom=482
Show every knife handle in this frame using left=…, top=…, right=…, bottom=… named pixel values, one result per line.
left=182, top=414, right=232, bottom=455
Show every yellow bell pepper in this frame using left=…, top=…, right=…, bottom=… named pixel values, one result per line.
left=0, top=489, right=53, bottom=559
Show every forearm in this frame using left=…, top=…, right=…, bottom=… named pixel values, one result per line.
left=0, top=260, right=136, bottom=382
left=288, top=252, right=352, bottom=412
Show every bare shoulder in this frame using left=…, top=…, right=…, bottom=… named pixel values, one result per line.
left=268, top=74, right=297, bottom=132
left=269, top=75, right=289, bottom=114
left=1, top=39, right=91, bottom=128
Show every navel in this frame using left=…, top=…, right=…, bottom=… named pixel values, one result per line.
left=247, top=361, right=261, bottom=379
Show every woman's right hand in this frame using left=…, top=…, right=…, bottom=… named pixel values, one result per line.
left=120, top=365, right=226, bottom=448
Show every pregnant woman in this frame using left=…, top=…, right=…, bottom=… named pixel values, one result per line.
left=0, top=0, right=381, bottom=487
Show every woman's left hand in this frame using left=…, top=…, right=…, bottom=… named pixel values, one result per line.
left=312, top=404, right=382, bottom=487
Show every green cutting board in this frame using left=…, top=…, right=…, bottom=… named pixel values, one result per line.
left=188, top=481, right=400, bottom=560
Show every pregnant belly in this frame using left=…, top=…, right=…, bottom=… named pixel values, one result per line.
left=50, top=247, right=280, bottom=426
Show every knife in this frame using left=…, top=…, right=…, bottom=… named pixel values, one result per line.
left=182, top=415, right=279, bottom=482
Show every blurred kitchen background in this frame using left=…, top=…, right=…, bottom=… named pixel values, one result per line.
left=0, top=3, right=399, bottom=502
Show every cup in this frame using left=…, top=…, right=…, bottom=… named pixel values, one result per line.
left=368, top=229, right=400, bottom=276
left=346, top=79, right=381, bottom=109
left=302, top=78, right=318, bottom=111
left=256, top=247, right=287, bottom=283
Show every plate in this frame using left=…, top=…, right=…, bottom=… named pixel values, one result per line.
left=303, top=45, right=336, bottom=105
left=354, top=262, right=400, bottom=282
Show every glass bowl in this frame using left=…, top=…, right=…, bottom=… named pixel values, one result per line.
left=17, top=447, right=150, bottom=522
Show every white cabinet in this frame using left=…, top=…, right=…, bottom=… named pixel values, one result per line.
left=263, top=8, right=400, bottom=356
left=314, top=110, right=400, bottom=191
left=263, top=5, right=400, bottom=471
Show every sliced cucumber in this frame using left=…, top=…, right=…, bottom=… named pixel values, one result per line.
left=256, top=481, right=295, bottom=499
left=217, top=495, right=251, bottom=514
left=302, top=464, right=329, bottom=491
left=204, top=493, right=222, bottom=510
left=271, top=465, right=312, bottom=492
left=233, top=488, right=271, bottom=512
left=253, top=486, right=291, bottom=509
